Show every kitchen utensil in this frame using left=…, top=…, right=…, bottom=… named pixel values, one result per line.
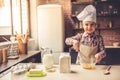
left=104, top=65, right=111, bottom=75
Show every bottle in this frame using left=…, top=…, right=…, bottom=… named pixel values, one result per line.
left=0, top=49, right=3, bottom=64
left=2, top=48, right=8, bottom=63
left=108, top=20, right=113, bottom=28
left=59, top=52, right=71, bottom=73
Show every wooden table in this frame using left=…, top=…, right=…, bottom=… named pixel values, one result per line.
left=0, top=64, right=120, bottom=80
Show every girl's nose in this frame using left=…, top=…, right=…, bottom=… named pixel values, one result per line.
left=88, top=25, right=92, bottom=29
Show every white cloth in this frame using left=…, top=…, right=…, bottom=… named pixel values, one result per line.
left=77, top=5, right=96, bottom=23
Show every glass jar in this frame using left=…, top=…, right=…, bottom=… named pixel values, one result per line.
left=42, top=48, right=54, bottom=69
left=7, top=35, right=19, bottom=56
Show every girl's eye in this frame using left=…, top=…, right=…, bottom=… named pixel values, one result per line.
left=84, top=23, right=96, bottom=27
left=85, top=24, right=89, bottom=26
left=86, top=24, right=95, bottom=27
left=91, top=23, right=95, bottom=26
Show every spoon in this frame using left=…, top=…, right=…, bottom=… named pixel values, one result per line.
left=104, top=65, right=111, bottom=75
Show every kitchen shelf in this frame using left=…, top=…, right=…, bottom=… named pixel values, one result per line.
left=96, top=0, right=120, bottom=17
left=73, top=27, right=120, bottom=31
left=97, top=27, right=120, bottom=30
left=105, top=46, right=120, bottom=48
left=97, top=15, right=120, bottom=18
left=71, top=15, right=120, bottom=30
left=71, top=15, right=79, bottom=22
left=72, top=2, right=94, bottom=5
left=71, top=0, right=120, bottom=29
left=96, top=0, right=120, bottom=4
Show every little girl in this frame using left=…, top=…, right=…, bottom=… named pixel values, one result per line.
left=65, top=5, right=106, bottom=65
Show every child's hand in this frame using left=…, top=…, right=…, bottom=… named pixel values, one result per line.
left=95, top=53, right=102, bottom=63
left=72, top=40, right=79, bottom=52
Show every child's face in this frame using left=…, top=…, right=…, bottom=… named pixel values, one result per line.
left=83, top=21, right=97, bottom=34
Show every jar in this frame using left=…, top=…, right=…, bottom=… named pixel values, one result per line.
left=59, top=52, right=71, bottom=73
left=42, top=48, right=54, bottom=69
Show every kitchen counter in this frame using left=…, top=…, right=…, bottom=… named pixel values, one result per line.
left=105, top=46, right=120, bottom=48
left=0, top=64, right=120, bottom=80
left=0, top=51, right=41, bottom=75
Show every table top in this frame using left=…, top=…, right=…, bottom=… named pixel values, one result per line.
left=1, top=64, right=120, bottom=80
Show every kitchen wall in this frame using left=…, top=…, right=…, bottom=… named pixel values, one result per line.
left=101, top=29, right=120, bottom=46
left=30, top=0, right=73, bottom=51
left=29, top=0, right=48, bottom=50
left=30, top=0, right=120, bottom=51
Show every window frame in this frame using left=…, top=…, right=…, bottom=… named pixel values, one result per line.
left=0, top=0, right=30, bottom=42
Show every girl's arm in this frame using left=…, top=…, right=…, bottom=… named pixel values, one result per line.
left=95, top=35, right=106, bottom=63
left=65, top=33, right=82, bottom=45
left=65, top=33, right=82, bottom=51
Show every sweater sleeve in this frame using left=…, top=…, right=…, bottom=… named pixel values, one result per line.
left=65, top=33, right=82, bottom=45
left=97, top=35, right=106, bottom=58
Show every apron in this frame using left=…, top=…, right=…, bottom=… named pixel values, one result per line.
left=76, top=36, right=98, bottom=66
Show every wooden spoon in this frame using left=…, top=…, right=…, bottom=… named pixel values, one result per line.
left=104, top=65, right=111, bottom=75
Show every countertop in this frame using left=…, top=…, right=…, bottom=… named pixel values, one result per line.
left=0, top=64, right=120, bottom=80
left=0, top=51, right=41, bottom=74
left=105, top=46, right=120, bottom=48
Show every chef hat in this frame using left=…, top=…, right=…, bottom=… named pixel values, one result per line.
left=77, top=5, right=96, bottom=23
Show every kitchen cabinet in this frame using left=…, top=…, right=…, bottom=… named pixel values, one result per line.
left=71, top=0, right=120, bottom=35
left=100, top=47, right=120, bottom=65
left=20, top=52, right=41, bottom=63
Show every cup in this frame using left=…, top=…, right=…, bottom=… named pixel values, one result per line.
left=18, top=43, right=27, bottom=54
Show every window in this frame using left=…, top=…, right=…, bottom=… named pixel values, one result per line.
left=0, top=0, right=30, bottom=35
